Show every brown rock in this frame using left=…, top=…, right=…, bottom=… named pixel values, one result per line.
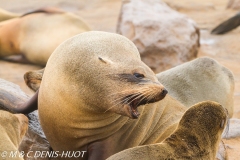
left=19, top=128, right=50, bottom=160
left=117, top=0, right=200, bottom=72
left=0, top=78, right=50, bottom=160
left=227, top=0, right=240, bottom=9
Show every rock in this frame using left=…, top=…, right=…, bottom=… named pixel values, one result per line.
left=167, top=3, right=215, bottom=12
left=165, top=2, right=215, bottom=12
left=117, top=0, right=200, bottom=73
left=0, top=78, right=50, bottom=160
left=216, top=141, right=228, bottom=160
left=223, top=118, right=240, bottom=139
left=19, top=129, right=50, bottom=160
left=227, top=0, right=240, bottom=9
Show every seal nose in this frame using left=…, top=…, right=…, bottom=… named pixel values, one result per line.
left=161, top=88, right=168, bottom=97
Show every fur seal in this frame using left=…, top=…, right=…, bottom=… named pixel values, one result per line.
left=38, top=31, right=187, bottom=160
left=17, top=32, right=233, bottom=159
left=0, top=8, right=19, bottom=22
left=107, top=101, right=228, bottom=160
left=157, top=57, right=235, bottom=117
left=0, top=7, right=91, bottom=66
left=0, top=110, right=28, bottom=160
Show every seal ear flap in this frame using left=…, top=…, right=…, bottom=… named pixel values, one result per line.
left=98, top=57, right=113, bottom=64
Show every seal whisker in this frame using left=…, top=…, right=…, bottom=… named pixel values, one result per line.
left=124, top=92, right=150, bottom=113
left=108, top=90, right=148, bottom=112
left=108, top=92, right=142, bottom=106
left=135, top=89, right=154, bottom=106
left=107, top=87, right=150, bottom=97
left=106, top=87, right=152, bottom=108
left=104, top=92, right=143, bottom=113
left=123, top=87, right=154, bottom=107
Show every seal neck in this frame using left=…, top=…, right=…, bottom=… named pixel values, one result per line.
left=61, top=101, right=130, bottom=148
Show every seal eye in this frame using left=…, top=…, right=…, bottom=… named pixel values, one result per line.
left=133, top=73, right=145, bottom=79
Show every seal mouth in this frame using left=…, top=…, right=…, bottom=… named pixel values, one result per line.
left=128, top=96, right=142, bottom=119
left=125, top=89, right=168, bottom=119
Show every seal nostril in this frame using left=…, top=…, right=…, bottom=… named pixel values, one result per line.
left=161, top=89, right=168, bottom=96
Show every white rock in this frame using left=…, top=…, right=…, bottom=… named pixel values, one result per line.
left=117, top=0, right=200, bottom=72
left=223, top=118, right=240, bottom=139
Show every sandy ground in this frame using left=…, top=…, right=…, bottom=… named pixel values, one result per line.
left=0, top=0, right=240, bottom=159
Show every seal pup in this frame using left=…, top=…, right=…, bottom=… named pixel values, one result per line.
left=157, top=57, right=235, bottom=117
left=0, top=7, right=91, bottom=66
left=107, top=101, right=228, bottom=160
left=38, top=31, right=187, bottom=160
left=0, top=8, right=19, bottom=22
left=0, top=110, right=28, bottom=160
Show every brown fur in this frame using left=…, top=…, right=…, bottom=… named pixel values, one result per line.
left=0, top=110, right=28, bottom=160
left=0, top=7, right=91, bottom=66
left=107, top=101, right=228, bottom=160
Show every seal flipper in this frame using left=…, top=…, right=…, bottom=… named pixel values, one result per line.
left=0, top=78, right=37, bottom=114
left=24, top=68, right=44, bottom=92
left=14, top=90, right=39, bottom=114
left=211, top=12, right=240, bottom=34
left=2, top=55, right=32, bottom=64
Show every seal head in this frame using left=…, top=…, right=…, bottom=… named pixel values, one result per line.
left=41, top=31, right=167, bottom=119
left=38, top=31, right=171, bottom=155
